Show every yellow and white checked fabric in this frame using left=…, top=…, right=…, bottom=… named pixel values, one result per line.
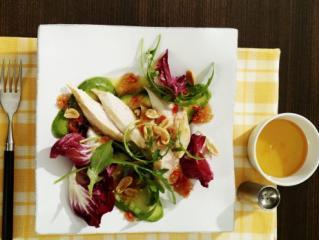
left=0, top=37, right=280, bottom=240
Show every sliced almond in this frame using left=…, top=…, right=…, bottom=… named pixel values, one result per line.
left=116, top=176, right=133, bottom=194
left=145, top=109, right=160, bottom=119
left=158, top=118, right=170, bottom=129
left=64, top=108, right=80, bottom=119
left=153, top=125, right=170, bottom=145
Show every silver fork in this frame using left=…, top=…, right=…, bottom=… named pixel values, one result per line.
left=0, top=59, right=22, bottom=240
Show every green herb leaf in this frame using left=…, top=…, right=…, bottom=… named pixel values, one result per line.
left=87, top=141, right=113, bottom=196
left=154, top=172, right=176, bottom=204
left=90, top=141, right=114, bottom=172
left=87, top=168, right=103, bottom=196
left=151, top=150, right=161, bottom=161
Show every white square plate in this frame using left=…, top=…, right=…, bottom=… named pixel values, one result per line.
left=36, top=25, right=237, bottom=234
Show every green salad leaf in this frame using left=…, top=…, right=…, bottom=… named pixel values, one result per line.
left=87, top=141, right=114, bottom=196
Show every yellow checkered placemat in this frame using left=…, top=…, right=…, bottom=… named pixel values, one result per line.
left=0, top=37, right=280, bottom=240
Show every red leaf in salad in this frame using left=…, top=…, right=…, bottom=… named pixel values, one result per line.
left=187, top=133, right=206, bottom=154
left=50, top=133, right=91, bottom=167
left=156, top=50, right=188, bottom=96
left=69, top=169, right=115, bottom=227
left=180, top=133, right=213, bottom=187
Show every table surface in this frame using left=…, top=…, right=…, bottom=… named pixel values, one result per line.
left=1, top=0, right=318, bottom=239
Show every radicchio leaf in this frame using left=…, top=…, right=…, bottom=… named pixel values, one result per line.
left=156, top=50, right=188, bottom=96
left=69, top=168, right=115, bottom=228
left=180, top=133, right=213, bottom=187
left=50, top=133, right=91, bottom=167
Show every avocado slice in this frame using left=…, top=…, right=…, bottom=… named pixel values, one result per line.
left=78, top=77, right=114, bottom=100
left=145, top=202, right=163, bottom=222
left=115, top=187, right=162, bottom=221
left=185, top=91, right=211, bottom=120
left=51, top=110, right=68, bottom=138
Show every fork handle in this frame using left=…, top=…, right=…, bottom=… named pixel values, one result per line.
left=2, top=150, right=14, bottom=240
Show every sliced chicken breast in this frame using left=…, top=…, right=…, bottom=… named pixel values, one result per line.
left=92, top=89, right=145, bottom=148
left=68, top=85, right=123, bottom=141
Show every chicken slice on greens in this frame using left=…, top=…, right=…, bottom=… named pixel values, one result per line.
left=68, top=85, right=123, bottom=141
left=92, top=89, right=145, bottom=148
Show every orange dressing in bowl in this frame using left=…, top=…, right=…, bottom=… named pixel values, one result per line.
left=256, top=119, right=308, bottom=177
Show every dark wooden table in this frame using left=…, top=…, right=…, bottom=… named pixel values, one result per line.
left=1, top=0, right=318, bottom=239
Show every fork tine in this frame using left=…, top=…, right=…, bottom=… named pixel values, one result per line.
left=17, top=59, right=22, bottom=93
left=9, top=60, right=15, bottom=93
left=6, top=60, right=11, bottom=92
left=13, top=59, right=18, bottom=92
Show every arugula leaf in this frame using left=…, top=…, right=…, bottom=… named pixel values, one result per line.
left=151, top=150, right=161, bottom=162
left=123, top=122, right=149, bottom=163
left=153, top=170, right=176, bottom=204
left=87, top=141, right=113, bottom=196
left=53, top=166, right=88, bottom=184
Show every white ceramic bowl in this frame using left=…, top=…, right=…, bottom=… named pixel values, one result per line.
left=248, top=113, right=319, bottom=186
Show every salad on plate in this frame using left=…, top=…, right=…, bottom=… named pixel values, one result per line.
left=49, top=36, right=218, bottom=227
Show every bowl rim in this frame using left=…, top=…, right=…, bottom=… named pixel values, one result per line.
left=250, top=112, right=319, bottom=186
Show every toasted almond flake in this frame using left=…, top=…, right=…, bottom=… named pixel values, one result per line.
left=206, top=138, right=219, bottom=156
left=153, top=125, right=170, bottom=145
left=159, top=118, right=171, bottom=129
left=116, top=176, right=133, bottom=194
left=145, top=109, right=160, bottom=119
left=64, top=108, right=80, bottom=119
